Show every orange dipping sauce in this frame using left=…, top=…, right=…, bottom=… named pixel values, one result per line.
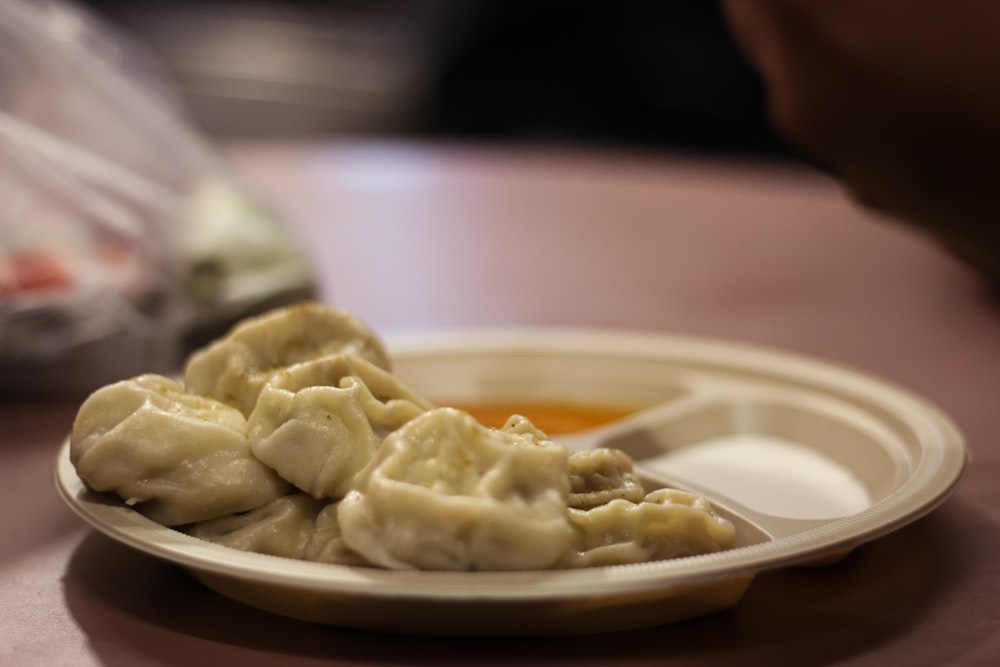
left=443, top=402, right=636, bottom=435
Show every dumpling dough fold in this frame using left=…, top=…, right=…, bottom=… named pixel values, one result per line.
left=188, top=493, right=327, bottom=559
left=305, top=502, right=373, bottom=566
left=567, top=447, right=646, bottom=510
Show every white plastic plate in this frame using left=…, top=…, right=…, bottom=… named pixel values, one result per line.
left=56, top=330, right=968, bottom=636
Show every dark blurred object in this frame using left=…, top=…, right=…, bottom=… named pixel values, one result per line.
left=82, top=0, right=795, bottom=160
left=721, top=0, right=1000, bottom=287
left=422, top=2, right=794, bottom=158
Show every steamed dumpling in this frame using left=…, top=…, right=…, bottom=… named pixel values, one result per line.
left=70, top=374, right=290, bottom=526
left=247, top=353, right=434, bottom=499
left=560, top=488, right=736, bottom=568
left=188, top=493, right=328, bottom=559
left=567, top=447, right=646, bottom=510
left=337, top=408, right=574, bottom=571
left=183, top=302, right=391, bottom=416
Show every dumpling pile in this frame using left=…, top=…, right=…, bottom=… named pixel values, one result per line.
left=70, top=302, right=735, bottom=571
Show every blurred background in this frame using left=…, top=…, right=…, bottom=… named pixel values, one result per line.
left=82, top=0, right=800, bottom=162
left=1, top=0, right=812, bottom=395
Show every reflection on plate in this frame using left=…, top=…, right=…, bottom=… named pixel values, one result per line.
left=55, top=330, right=969, bottom=636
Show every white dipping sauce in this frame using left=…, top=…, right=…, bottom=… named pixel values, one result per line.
left=644, top=433, right=871, bottom=519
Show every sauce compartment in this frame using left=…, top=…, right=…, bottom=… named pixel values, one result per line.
left=392, top=346, right=692, bottom=411
left=597, top=393, right=912, bottom=522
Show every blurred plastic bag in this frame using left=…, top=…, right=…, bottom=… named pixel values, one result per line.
left=0, top=0, right=315, bottom=396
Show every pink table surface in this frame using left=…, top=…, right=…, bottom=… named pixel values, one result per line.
left=3, top=141, right=999, bottom=666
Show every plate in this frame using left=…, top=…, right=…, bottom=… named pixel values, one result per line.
left=55, top=329, right=969, bottom=636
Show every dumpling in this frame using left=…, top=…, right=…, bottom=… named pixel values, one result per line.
left=247, top=353, right=434, bottom=499
left=183, top=302, right=391, bottom=416
left=561, top=488, right=736, bottom=568
left=567, top=447, right=646, bottom=510
left=70, top=374, right=290, bottom=526
left=187, top=493, right=328, bottom=559
left=337, top=408, right=574, bottom=571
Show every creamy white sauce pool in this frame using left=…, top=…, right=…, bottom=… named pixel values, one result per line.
left=643, top=433, right=871, bottom=520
